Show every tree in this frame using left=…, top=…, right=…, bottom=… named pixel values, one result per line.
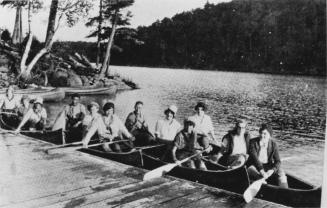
left=19, top=0, right=94, bottom=81
left=86, top=0, right=134, bottom=77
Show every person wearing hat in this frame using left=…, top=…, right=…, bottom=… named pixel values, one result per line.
left=247, top=124, right=288, bottom=188
left=125, top=101, right=155, bottom=146
left=218, top=119, right=251, bottom=169
left=171, top=119, right=210, bottom=170
left=14, top=97, right=47, bottom=132
left=188, top=101, right=217, bottom=144
left=82, top=102, right=135, bottom=151
left=155, top=105, right=181, bottom=144
left=17, top=95, right=31, bottom=121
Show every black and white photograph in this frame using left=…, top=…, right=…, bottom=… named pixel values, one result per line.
left=0, top=0, right=326, bottom=207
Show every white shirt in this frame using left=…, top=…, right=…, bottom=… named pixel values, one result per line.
left=102, top=114, right=131, bottom=138
left=258, top=139, right=269, bottom=164
left=231, top=134, right=247, bottom=155
left=26, top=108, right=47, bottom=123
left=0, top=95, right=21, bottom=110
left=188, top=114, right=214, bottom=135
left=155, top=119, right=181, bottom=142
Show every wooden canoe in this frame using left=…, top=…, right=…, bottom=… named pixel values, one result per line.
left=256, top=173, right=322, bottom=207
left=80, top=144, right=144, bottom=168
left=59, top=85, right=117, bottom=95
left=0, top=114, right=79, bottom=145
left=141, top=145, right=251, bottom=194
left=0, top=87, right=65, bottom=102
left=81, top=143, right=250, bottom=194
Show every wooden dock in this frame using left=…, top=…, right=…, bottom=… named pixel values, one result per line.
left=0, top=133, right=287, bottom=208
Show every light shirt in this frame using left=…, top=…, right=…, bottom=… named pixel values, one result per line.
left=102, top=114, right=131, bottom=138
left=155, top=119, right=181, bottom=142
left=258, top=138, right=269, bottom=164
left=188, top=114, right=214, bottom=135
left=25, top=108, right=47, bottom=123
left=82, top=113, right=102, bottom=130
left=231, top=134, right=247, bottom=155
left=0, top=95, right=21, bottom=110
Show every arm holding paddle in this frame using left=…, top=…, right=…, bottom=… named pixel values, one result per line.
left=14, top=109, right=33, bottom=133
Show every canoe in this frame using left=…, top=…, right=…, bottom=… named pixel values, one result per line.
left=0, top=114, right=79, bottom=145
left=0, top=87, right=65, bottom=102
left=82, top=143, right=250, bottom=194
left=59, top=85, right=117, bottom=96
left=141, top=144, right=251, bottom=194
left=256, top=173, right=322, bottom=207
left=80, top=144, right=143, bottom=168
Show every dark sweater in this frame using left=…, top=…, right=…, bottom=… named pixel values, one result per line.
left=249, top=137, right=281, bottom=173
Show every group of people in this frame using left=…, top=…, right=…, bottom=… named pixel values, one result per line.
left=0, top=86, right=47, bottom=131
left=0, top=86, right=288, bottom=188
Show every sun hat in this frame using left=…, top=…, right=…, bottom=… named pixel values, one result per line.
left=34, top=97, right=43, bottom=105
left=165, top=104, right=178, bottom=115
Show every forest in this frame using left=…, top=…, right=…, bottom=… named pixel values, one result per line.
left=53, top=0, right=326, bottom=76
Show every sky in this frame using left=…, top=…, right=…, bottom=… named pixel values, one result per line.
left=0, top=0, right=231, bottom=42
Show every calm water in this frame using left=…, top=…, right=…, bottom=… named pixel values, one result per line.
left=44, top=66, right=326, bottom=186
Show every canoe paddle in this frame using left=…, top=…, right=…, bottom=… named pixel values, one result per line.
left=243, top=178, right=267, bottom=203
left=45, top=139, right=130, bottom=154
left=143, top=148, right=207, bottom=181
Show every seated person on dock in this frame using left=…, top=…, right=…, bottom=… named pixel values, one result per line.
left=218, top=119, right=251, bottom=169
left=171, top=119, right=210, bottom=170
left=247, top=124, right=288, bottom=188
left=82, top=102, right=135, bottom=152
left=125, top=101, right=155, bottom=146
left=154, top=105, right=181, bottom=144
left=62, top=93, right=86, bottom=133
left=14, top=97, right=47, bottom=132
left=188, top=102, right=217, bottom=144
left=17, top=95, right=31, bottom=121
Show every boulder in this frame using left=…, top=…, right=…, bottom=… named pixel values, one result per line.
left=66, top=70, right=83, bottom=87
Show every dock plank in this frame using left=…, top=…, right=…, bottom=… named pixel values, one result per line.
left=0, top=133, right=287, bottom=208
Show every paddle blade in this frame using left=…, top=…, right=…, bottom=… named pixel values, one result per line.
left=52, top=111, right=66, bottom=131
left=143, top=163, right=177, bottom=181
left=243, top=178, right=266, bottom=203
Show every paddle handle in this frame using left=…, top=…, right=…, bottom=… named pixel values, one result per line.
left=177, top=148, right=207, bottom=165
left=85, top=139, right=130, bottom=148
left=0, top=112, right=18, bottom=116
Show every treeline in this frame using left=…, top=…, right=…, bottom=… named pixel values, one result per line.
left=56, top=0, right=326, bottom=76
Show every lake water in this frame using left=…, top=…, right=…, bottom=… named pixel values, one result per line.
left=44, top=66, right=326, bottom=186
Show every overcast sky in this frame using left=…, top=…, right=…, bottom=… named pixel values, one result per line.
left=0, top=0, right=231, bottom=42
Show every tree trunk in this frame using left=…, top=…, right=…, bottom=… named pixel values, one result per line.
left=20, top=32, right=33, bottom=74
left=96, top=0, right=103, bottom=68
left=101, top=9, right=118, bottom=77
left=45, top=0, right=59, bottom=48
left=12, top=5, right=23, bottom=44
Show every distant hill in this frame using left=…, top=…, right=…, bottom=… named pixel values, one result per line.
left=53, top=0, right=326, bottom=76
left=110, top=0, right=326, bottom=76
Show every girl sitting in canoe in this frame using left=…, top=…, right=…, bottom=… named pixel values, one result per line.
left=17, top=95, right=31, bottom=121
left=14, top=97, right=47, bottom=132
left=154, top=105, right=181, bottom=160
left=171, top=119, right=211, bottom=170
left=247, top=124, right=288, bottom=188
left=0, top=86, right=21, bottom=125
left=81, top=101, right=102, bottom=136
left=82, top=102, right=135, bottom=152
